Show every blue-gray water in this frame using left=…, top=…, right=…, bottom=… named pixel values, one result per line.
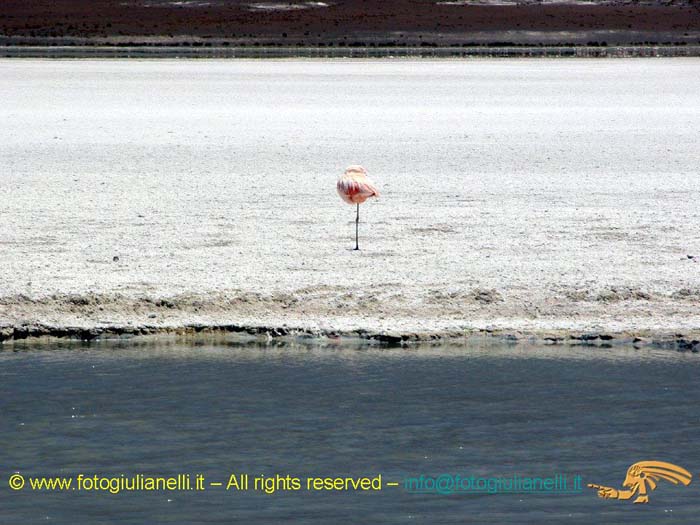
left=1, top=340, right=699, bottom=523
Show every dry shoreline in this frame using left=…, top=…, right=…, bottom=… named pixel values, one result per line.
left=1, top=292, right=699, bottom=349
left=1, top=59, right=698, bottom=350
left=2, top=321, right=699, bottom=350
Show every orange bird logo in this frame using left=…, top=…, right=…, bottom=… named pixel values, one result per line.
left=588, top=461, right=692, bottom=504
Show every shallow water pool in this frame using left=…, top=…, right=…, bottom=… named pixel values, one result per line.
left=1, top=340, right=698, bottom=523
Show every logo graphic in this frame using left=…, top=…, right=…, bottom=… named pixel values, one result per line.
left=588, top=461, right=692, bottom=504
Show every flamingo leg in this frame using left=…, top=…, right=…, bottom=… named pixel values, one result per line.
left=354, top=203, right=360, bottom=251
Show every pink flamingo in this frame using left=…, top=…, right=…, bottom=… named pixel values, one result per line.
left=337, top=165, right=380, bottom=250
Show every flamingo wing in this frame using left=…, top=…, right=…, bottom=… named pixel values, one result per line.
left=337, top=174, right=379, bottom=204
left=337, top=180, right=376, bottom=204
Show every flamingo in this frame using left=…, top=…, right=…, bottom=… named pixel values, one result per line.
left=337, top=165, right=380, bottom=250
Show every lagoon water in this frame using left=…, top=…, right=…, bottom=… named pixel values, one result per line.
left=1, top=341, right=699, bottom=523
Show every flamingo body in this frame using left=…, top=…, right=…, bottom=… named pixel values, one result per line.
left=336, top=165, right=379, bottom=204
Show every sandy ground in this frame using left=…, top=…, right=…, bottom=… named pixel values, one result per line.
left=1, top=58, right=699, bottom=341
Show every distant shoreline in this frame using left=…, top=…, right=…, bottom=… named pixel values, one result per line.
left=3, top=44, right=700, bottom=59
